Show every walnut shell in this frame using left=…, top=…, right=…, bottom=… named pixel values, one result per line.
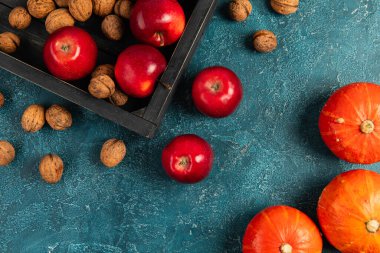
left=55, top=0, right=69, bottom=7
left=93, top=0, right=116, bottom=16
left=100, top=139, right=126, bottom=168
left=0, top=32, right=20, bottom=54
left=0, top=141, right=15, bottom=167
left=101, top=14, right=124, bottom=41
left=253, top=30, right=277, bottom=53
left=27, top=0, right=56, bottom=19
left=91, top=64, right=114, bottom=79
left=39, top=154, right=64, bottom=183
left=21, top=104, right=46, bottom=132
left=45, top=8, right=75, bottom=34
left=46, top=104, right=72, bottom=130
left=0, top=92, right=4, bottom=108
left=110, top=89, right=128, bottom=106
left=88, top=75, right=115, bottom=99
left=271, top=0, right=299, bottom=15
left=68, top=0, right=93, bottom=22
left=114, top=0, right=132, bottom=19
left=229, top=0, right=252, bottom=22
left=8, top=7, right=32, bottom=30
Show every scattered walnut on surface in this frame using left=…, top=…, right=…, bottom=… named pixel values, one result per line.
left=21, top=104, right=46, bottom=132
left=100, top=139, right=126, bottom=168
left=88, top=75, right=116, bottom=99
left=0, top=92, right=4, bottom=108
left=27, top=0, right=56, bottom=19
left=114, top=0, right=132, bottom=19
left=8, top=7, right=32, bottom=30
left=270, top=0, right=299, bottom=15
left=92, top=64, right=114, bottom=79
left=229, top=0, right=252, bottom=22
left=110, top=89, right=128, bottom=106
left=93, top=0, right=116, bottom=16
left=253, top=30, right=277, bottom=53
left=0, top=141, right=15, bottom=167
left=0, top=32, right=20, bottom=54
left=45, top=8, right=75, bottom=34
left=39, top=154, right=64, bottom=183
left=68, top=0, right=93, bottom=22
left=45, top=104, right=72, bottom=131
left=101, top=14, right=124, bottom=41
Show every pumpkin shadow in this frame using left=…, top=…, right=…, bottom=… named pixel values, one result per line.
left=296, top=91, right=336, bottom=159
left=222, top=204, right=265, bottom=253
left=292, top=182, right=340, bottom=252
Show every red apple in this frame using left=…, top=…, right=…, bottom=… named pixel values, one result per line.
left=115, top=44, right=167, bottom=98
left=162, top=134, right=214, bottom=184
left=192, top=66, right=243, bottom=118
left=130, top=0, right=186, bottom=47
left=43, top=27, right=98, bottom=81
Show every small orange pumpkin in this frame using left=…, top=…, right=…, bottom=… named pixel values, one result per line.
left=242, top=205, right=323, bottom=253
left=318, top=169, right=380, bottom=252
left=319, top=82, right=380, bottom=164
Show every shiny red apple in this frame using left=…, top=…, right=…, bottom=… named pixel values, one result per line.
left=162, top=134, right=214, bottom=184
left=43, top=26, right=98, bottom=81
left=192, top=66, right=243, bottom=118
left=130, top=0, right=186, bottom=47
left=115, top=44, right=167, bottom=98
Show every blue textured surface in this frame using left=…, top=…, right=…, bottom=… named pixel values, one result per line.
left=0, top=0, right=380, bottom=252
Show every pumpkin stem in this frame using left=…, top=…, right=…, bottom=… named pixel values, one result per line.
left=360, top=120, right=375, bottom=134
left=366, top=219, right=380, bottom=233
left=280, top=243, right=292, bottom=253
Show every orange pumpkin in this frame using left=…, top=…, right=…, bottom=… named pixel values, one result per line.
left=318, top=169, right=380, bottom=253
left=242, top=205, right=323, bottom=253
left=319, top=82, right=380, bottom=164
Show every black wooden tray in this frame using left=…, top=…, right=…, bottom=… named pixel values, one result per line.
left=0, top=0, right=216, bottom=138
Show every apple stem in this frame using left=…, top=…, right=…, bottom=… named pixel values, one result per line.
left=176, top=156, right=190, bottom=171
left=61, top=44, right=70, bottom=52
left=211, top=83, right=220, bottom=92
left=280, top=243, right=292, bottom=253
left=360, top=120, right=375, bottom=134
left=366, top=219, right=380, bottom=233
left=154, top=32, right=165, bottom=47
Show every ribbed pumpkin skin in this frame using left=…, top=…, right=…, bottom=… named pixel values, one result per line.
left=319, top=82, right=380, bottom=164
left=318, top=169, right=380, bottom=253
left=242, top=205, right=323, bottom=253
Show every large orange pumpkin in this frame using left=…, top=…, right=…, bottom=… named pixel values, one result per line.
left=319, top=82, right=380, bottom=164
left=242, top=205, right=323, bottom=253
left=318, top=169, right=380, bottom=253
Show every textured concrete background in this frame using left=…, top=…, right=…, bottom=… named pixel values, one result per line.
left=0, top=0, right=379, bottom=252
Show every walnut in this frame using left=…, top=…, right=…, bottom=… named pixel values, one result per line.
left=39, top=154, right=64, bottom=183
left=229, top=0, right=252, bottom=22
left=110, top=89, right=128, bottom=106
left=271, top=0, right=299, bottom=15
left=8, top=7, right=32, bottom=30
left=0, top=141, right=15, bottom=166
left=100, top=139, right=126, bottom=168
left=0, top=92, right=4, bottom=108
left=68, top=0, right=93, bottom=22
left=0, top=32, right=20, bottom=54
left=21, top=104, right=46, bottom=132
left=93, top=0, right=116, bottom=16
left=101, top=15, right=124, bottom=41
left=46, top=104, right=72, bottom=130
left=27, top=0, right=56, bottom=19
left=253, top=30, right=277, bottom=53
left=91, top=64, right=114, bottom=79
left=114, top=0, right=132, bottom=19
left=45, top=8, right=75, bottom=34
left=55, top=0, right=69, bottom=7
left=88, top=75, right=115, bottom=99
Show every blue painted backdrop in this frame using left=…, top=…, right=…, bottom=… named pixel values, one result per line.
left=0, top=0, right=379, bottom=252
